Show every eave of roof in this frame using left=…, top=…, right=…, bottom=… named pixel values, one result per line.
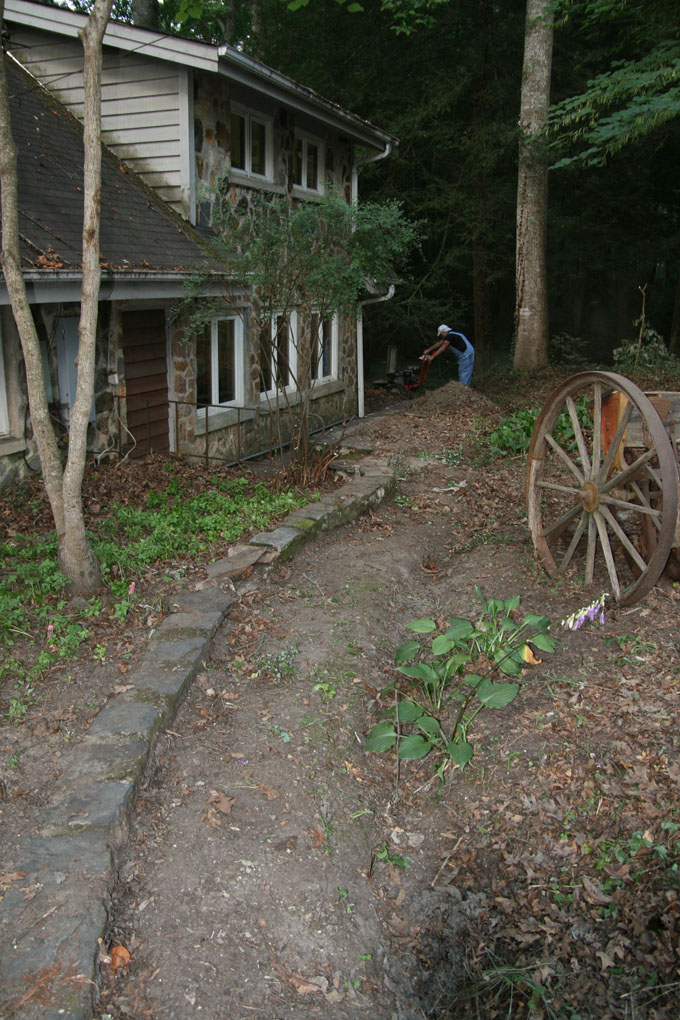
left=4, top=0, right=397, bottom=151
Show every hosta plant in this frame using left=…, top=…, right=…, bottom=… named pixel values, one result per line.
left=365, top=588, right=557, bottom=777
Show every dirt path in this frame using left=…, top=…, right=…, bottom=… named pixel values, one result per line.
left=97, top=406, right=680, bottom=1020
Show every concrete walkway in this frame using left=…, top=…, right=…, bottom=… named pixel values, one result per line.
left=0, top=450, right=396, bottom=1020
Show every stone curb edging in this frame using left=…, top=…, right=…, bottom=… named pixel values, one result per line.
left=0, top=455, right=396, bottom=1020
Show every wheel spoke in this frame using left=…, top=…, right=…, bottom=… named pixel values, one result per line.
left=598, top=400, right=633, bottom=483
left=560, top=512, right=587, bottom=571
left=602, top=447, right=658, bottom=493
left=599, top=505, right=648, bottom=574
left=536, top=480, right=582, bottom=497
left=591, top=383, right=602, bottom=481
left=599, top=490, right=663, bottom=521
left=594, top=511, right=622, bottom=600
left=540, top=500, right=582, bottom=539
left=545, top=432, right=584, bottom=484
left=585, top=513, right=596, bottom=585
left=567, top=395, right=591, bottom=475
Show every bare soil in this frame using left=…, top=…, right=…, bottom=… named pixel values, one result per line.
left=2, top=374, right=680, bottom=1019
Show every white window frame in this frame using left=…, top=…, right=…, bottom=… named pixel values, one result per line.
left=310, top=311, right=338, bottom=383
left=259, top=311, right=298, bottom=398
left=230, top=103, right=274, bottom=182
left=197, top=315, right=244, bottom=410
left=0, top=323, right=9, bottom=436
left=292, top=132, right=324, bottom=194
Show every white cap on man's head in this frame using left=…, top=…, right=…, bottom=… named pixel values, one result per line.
left=437, top=324, right=451, bottom=335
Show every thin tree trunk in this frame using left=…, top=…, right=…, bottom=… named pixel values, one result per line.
left=1, top=0, right=112, bottom=594
left=57, top=0, right=112, bottom=592
left=513, top=0, right=553, bottom=370
left=0, top=15, right=66, bottom=534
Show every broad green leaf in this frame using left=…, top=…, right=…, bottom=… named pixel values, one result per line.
left=397, top=735, right=432, bottom=759
left=463, top=673, right=484, bottom=687
left=448, top=739, right=473, bottom=765
left=445, top=619, right=475, bottom=642
left=432, top=634, right=454, bottom=656
left=407, top=618, right=437, bottom=633
left=365, top=722, right=397, bottom=752
left=396, top=700, right=423, bottom=722
left=495, top=650, right=522, bottom=676
left=500, top=617, right=517, bottom=632
left=523, top=613, right=550, bottom=629
left=505, top=595, right=521, bottom=611
left=399, top=663, right=439, bottom=682
left=395, top=639, right=420, bottom=663
left=477, top=678, right=519, bottom=708
left=532, top=632, right=558, bottom=652
left=418, top=715, right=441, bottom=735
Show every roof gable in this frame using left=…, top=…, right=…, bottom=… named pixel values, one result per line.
left=3, top=55, right=215, bottom=286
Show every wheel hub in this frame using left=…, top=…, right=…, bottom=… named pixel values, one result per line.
left=579, top=481, right=600, bottom=513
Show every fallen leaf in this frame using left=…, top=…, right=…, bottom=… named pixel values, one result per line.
left=522, top=644, right=542, bottom=665
left=0, top=871, right=26, bottom=884
left=255, top=781, right=279, bottom=800
left=110, top=945, right=131, bottom=974
left=207, top=791, right=236, bottom=814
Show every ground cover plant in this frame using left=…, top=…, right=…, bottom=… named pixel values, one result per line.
left=0, top=457, right=313, bottom=726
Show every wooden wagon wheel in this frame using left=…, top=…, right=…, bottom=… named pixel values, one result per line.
left=526, top=371, right=679, bottom=605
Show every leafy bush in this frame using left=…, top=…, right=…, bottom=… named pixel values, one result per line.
left=612, top=321, right=680, bottom=374
left=365, top=588, right=557, bottom=778
left=549, top=331, right=592, bottom=367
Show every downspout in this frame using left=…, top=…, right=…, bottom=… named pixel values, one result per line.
left=351, top=141, right=393, bottom=419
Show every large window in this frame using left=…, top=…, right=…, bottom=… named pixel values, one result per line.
left=230, top=106, right=272, bottom=180
left=292, top=134, right=323, bottom=193
left=259, top=312, right=298, bottom=396
left=197, top=316, right=243, bottom=408
left=310, top=312, right=337, bottom=382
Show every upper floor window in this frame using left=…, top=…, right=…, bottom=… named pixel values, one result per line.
left=231, top=106, right=273, bottom=180
left=293, top=135, right=323, bottom=193
left=310, top=312, right=337, bottom=382
left=197, top=316, right=244, bottom=407
left=259, top=312, right=298, bottom=396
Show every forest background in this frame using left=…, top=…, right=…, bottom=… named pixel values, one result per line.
left=139, top=0, right=680, bottom=378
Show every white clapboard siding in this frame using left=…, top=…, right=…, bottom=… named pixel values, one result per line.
left=9, top=25, right=185, bottom=210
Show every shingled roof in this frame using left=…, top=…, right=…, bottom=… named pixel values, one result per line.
left=3, top=55, right=215, bottom=284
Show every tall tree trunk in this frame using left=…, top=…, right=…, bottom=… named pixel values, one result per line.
left=669, top=263, right=680, bottom=356
left=0, top=0, right=112, bottom=594
left=513, top=0, right=553, bottom=370
left=131, top=0, right=159, bottom=30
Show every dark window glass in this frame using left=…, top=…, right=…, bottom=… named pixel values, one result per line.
left=306, top=143, right=318, bottom=190
left=231, top=113, right=245, bottom=170
left=259, top=323, right=273, bottom=393
left=251, top=119, right=266, bottom=176
left=196, top=331, right=211, bottom=406
left=217, top=319, right=235, bottom=403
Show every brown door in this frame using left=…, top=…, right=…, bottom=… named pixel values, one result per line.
left=120, top=309, right=169, bottom=458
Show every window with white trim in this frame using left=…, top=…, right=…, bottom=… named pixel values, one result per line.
left=292, top=134, right=323, bottom=193
left=259, top=312, right=298, bottom=396
left=0, top=324, right=9, bottom=436
left=230, top=106, right=273, bottom=180
left=197, top=316, right=244, bottom=408
left=310, top=312, right=337, bottom=382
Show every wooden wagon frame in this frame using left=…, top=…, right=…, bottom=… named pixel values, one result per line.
left=526, top=371, right=680, bottom=606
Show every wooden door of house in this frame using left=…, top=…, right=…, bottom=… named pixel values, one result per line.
left=120, top=309, right=170, bottom=458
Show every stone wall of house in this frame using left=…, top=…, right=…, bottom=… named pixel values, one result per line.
left=0, top=303, right=122, bottom=490
left=168, top=308, right=358, bottom=467
left=192, top=70, right=355, bottom=225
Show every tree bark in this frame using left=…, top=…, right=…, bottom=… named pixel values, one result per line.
left=669, top=263, right=680, bottom=356
left=131, top=0, right=159, bottom=30
left=1, top=0, right=112, bottom=594
left=513, top=0, right=554, bottom=370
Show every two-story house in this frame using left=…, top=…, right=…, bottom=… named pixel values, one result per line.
left=0, top=0, right=396, bottom=485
